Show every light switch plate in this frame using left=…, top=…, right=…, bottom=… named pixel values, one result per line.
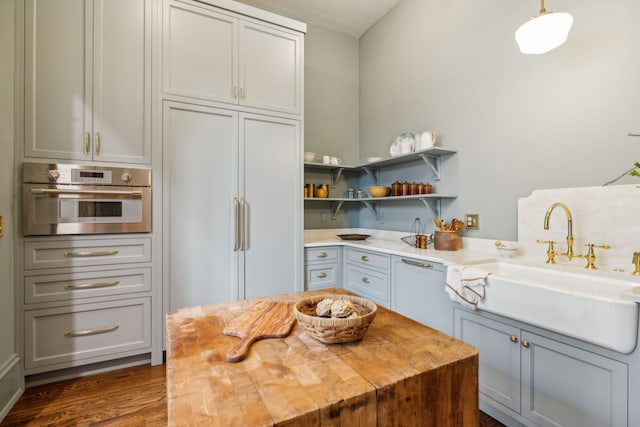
left=465, top=213, right=479, bottom=230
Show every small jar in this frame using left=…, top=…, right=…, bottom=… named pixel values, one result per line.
left=417, top=183, right=426, bottom=194
left=401, top=181, right=410, bottom=196
left=346, top=188, right=355, bottom=199
left=305, top=183, right=315, bottom=198
left=356, top=189, right=364, bottom=199
left=425, top=183, right=433, bottom=194
left=409, top=181, right=418, bottom=195
left=391, top=181, right=401, bottom=197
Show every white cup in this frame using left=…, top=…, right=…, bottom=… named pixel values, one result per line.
left=416, top=131, right=437, bottom=150
left=399, top=140, right=413, bottom=154
left=322, top=155, right=331, bottom=164
left=330, top=156, right=342, bottom=165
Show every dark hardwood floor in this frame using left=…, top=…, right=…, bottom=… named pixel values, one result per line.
left=2, top=364, right=505, bottom=426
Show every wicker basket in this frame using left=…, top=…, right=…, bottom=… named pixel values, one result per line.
left=294, top=294, right=377, bottom=344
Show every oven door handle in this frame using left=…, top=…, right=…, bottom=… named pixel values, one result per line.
left=31, top=188, right=143, bottom=197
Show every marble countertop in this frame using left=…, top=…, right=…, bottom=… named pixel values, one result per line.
left=304, top=228, right=504, bottom=266
left=304, top=228, right=640, bottom=303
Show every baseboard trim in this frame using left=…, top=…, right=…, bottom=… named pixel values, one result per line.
left=0, top=354, right=24, bottom=422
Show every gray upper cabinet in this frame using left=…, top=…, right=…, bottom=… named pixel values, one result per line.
left=24, top=0, right=152, bottom=164
left=164, top=0, right=302, bottom=115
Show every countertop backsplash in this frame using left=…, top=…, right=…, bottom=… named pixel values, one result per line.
left=517, top=184, right=640, bottom=273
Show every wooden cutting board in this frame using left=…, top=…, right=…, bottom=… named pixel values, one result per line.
left=223, top=301, right=296, bottom=362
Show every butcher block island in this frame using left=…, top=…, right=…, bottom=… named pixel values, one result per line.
left=166, top=289, right=479, bottom=426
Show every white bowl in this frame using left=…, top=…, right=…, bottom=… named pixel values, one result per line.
left=304, top=152, right=316, bottom=162
left=496, top=246, right=518, bottom=258
left=367, top=156, right=382, bottom=163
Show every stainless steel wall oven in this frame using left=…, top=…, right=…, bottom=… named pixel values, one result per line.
left=22, top=163, right=151, bottom=236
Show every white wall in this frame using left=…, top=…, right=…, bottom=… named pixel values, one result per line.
left=0, top=0, right=22, bottom=420
left=359, top=0, right=640, bottom=239
left=304, top=24, right=359, bottom=165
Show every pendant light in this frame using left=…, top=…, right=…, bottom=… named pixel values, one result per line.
left=515, top=0, right=573, bottom=54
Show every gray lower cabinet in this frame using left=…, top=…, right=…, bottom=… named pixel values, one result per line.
left=454, top=308, right=628, bottom=427
left=305, top=247, right=340, bottom=290
left=343, top=248, right=390, bottom=306
left=390, top=256, right=452, bottom=335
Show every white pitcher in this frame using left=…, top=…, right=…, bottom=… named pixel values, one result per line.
left=416, top=131, right=437, bottom=150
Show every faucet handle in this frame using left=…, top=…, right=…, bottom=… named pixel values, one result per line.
left=632, top=252, right=640, bottom=276
left=537, top=239, right=557, bottom=264
left=583, top=243, right=610, bottom=270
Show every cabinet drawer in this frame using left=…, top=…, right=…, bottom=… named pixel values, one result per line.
left=346, top=248, right=389, bottom=270
left=306, top=263, right=338, bottom=290
left=25, top=268, right=151, bottom=304
left=305, top=247, right=339, bottom=263
left=345, top=264, right=389, bottom=306
left=24, top=297, right=151, bottom=370
left=24, top=238, right=151, bottom=270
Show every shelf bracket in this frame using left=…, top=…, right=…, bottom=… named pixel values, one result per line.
left=418, top=154, right=442, bottom=181
left=419, top=197, right=442, bottom=218
left=360, top=167, right=379, bottom=185
left=330, top=168, right=345, bottom=189
left=361, top=201, right=379, bottom=220
left=331, top=200, right=345, bottom=219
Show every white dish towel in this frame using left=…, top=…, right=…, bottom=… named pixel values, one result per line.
left=445, top=265, right=490, bottom=309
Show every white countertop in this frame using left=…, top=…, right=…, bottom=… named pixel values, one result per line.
left=304, top=228, right=640, bottom=303
left=304, top=228, right=499, bottom=266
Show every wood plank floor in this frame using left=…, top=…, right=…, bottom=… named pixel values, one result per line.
left=2, top=364, right=505, bottom=426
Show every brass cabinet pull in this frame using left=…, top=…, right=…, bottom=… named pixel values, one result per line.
left=64, top=280, right=120, bottom=290
left=95, top=131, right=101, bottom=155
left=509, top=335, right=518, bottom=343
left=401, top=258, right=433, bottom=269
left=64, top=324, right=119, bottom=337
left=84, top=131, right=91, bottom=154
left=361, top=255, right=369, bottom=262
left=233, top=197, right=239, bottom=251
left=316, top=272, right=327, bottom=279
left=317, top=252, right=328, bottom=258
left=233, top=86, right=238, bottom=99
left=64, top=250, right=119, bottom=257
left=240, top=197, right=246, bottom=251
left=362, top=277, right=370, bottom=284
left=240, top=87, right=245, bottom=99
left=521, top=340, right=530, bottom=348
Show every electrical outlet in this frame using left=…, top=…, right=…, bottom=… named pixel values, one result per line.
left=320, top=211, right=329, bottom=223
left=465, top=213, right=479, bottom=230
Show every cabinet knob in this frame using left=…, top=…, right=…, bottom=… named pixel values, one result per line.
left=509, top=335, right=518, bottom=343
left=362, top=277, right=370, bottom=284
left=316, top=272, right=327, bottom=279
left=317, top=252, right=328, bottom=258
left=521, top=340, right=530, bottom=348
left=361, top=255, right=369, bottom=261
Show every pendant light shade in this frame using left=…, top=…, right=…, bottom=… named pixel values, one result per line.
left=515, top=1, right=573, bottom=54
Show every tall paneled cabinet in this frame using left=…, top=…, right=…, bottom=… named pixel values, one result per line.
left=161, top=0, right=305, bottom=311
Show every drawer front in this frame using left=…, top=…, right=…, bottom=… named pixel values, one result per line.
left=305, top=247, right=339, bottom=263
left=345, top=264, right=389, bottom=305
left=24, top=297, right=151, bottom=370
left=25, top=268, right=151, bottom=304
left=346, top=248, right=389, bottom=270
left=25, top=238, right=151, bottom=270
left=306, top=263, right=338, bottom=290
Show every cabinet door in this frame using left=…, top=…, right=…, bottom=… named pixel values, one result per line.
left=390, top=257, right=451, bottom=335
left=92, top=0, right=152, bottom=163
left=454, top=309, right=521, bottom=414
left=24, top=0, right=91, bottom=160
left=164, top=1, right=238, bottom=104
left=521, top=331, right=628, bottom=427
left=240, top=21, right=302, bottom=114
left=240, top=113, right=301, bottom=299
left=164, top=102, right=238, bottom=310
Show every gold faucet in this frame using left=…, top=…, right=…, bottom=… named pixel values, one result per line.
left=633, top=252, right=640, bottom=276
left=543, top=202, right=579, bottom=260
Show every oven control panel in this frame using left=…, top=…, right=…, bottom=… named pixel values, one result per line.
left=23, top=163, right=151, bottom=187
